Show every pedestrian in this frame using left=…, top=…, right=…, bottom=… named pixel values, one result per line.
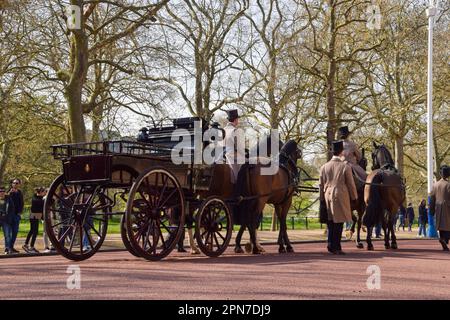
left=0, top=186, right=16, bottom=254
left=319, top=140, right=358, bottom=255
left=418, top=199, right=428, bottom=237
left=41, top=188, right=55, bottom=253
left=430, top=165, right=450, bottom=251
left=397, top=204, right=406, bottom=231
left=23, top=187, right=46, bottom=253
left=8, top=178, right=24, bottom=253
left=406, top=202, right=415, bottom=232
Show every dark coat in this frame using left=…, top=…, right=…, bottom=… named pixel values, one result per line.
left=0, top=196, right=16, bottom=225
left=406, top=206, right=415, bottom=222
left=31, top=195, right=44, bottom=213
left=398, top=205, right=406, bottom=217
left=418, top=204, right=427, bottom=224
left=8, top=189, right=24, bottom=215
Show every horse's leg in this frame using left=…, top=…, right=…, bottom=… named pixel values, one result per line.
left=356, top=211, right=364, bottom=248
left=281, top=200, right=294, bottom=253
left=234, top=225, right=245, bottom=254
left=382, top=217, right=390, bottom=249
left=367, top=226, right=374, bottom=251
left=254, top=212, right=265, bottom=253
left=275, top=205, right=286, bottom=253
left=390, top=214, right=398, bottom=249
left=248, top=223, right=261, bottom=254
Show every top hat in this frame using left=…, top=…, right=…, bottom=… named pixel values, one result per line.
left=332, top=140, right=344, bottom=155
left=440, top=165, right=450, bottom=178
left=337, top=126, right=351, bottom=138
left=226, top=109, right=239, bottom=122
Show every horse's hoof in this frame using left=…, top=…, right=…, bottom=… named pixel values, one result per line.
left=256, top=245, right=266, bottom=253
left=286, top=246, right=294, bottom=253
left=252, top=248, right=262, bottom=255
left=356, top=243, right=364, bottom=249
left=244, top=243, right=252, bottom=253
left=190, top=248, right=201, bottom=255
left=234, top=247, right=244, bottom=254
left=279, top=246, right=286, bottom=253
left=391, top=243, right=398, bottom=250
left=367, top=245, right=374, bottom=251
left=384, top=244, right=390, bottom=250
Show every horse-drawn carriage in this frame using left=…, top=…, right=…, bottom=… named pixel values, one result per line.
left=44, top=117, right=240, bottom=261
left=44, top=117, right=305, bottom=261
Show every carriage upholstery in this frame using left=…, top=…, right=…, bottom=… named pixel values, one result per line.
left=137, top=117, right=209, bottom=150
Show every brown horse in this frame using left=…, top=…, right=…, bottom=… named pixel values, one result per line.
left=363, top=142, right=405, bottom=250
left=232, top=140, right=302, bottom=254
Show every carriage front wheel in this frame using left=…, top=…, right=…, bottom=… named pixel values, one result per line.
left=125, top=167, right=185, bottom=261
left=195, top=196, right=233, bottom=257
left=43, top=175, right=109, bottom=261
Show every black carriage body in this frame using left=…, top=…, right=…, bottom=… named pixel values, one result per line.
left=46, top=117, right=234, bottom=262
left=52, top=117, right=216, bottom=193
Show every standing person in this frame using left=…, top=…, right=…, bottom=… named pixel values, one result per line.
left=23, top=187, right=46, bottom=253
left=0, top=186, right=16, bottom=254
left=430, top=165, right=450, bottom=251
left=8, top=178, right=24, bottom=253
left=418, top=199, right=428, bottom=237
left=41, top=188, right=55, bottom=252
left=397, top=204, right=406, bottom=231
left=406, top=202, right=415, bottom=232
left=319, top=140, right=358, bottom=255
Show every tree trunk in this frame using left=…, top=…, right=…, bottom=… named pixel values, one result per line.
left=90, top=105, right=103, bottom=142
left=0, top=142, right=10, bottom=183
left=66, top=83, right=87, bottom=143
left=65, top=2, right=89, bottom=143
left=394, top=136, right=404, bottom=177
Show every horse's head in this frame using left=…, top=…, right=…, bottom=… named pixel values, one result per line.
left=280, top=140, right=302, bottom=166
left=372, top=142, right=394, bottom=170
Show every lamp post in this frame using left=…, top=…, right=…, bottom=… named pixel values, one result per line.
left=426, top=1, right=438, bottom=238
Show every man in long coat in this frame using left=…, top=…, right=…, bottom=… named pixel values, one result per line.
left=320, top=140, right=358, bottom=254
left=430, top=165, right=450, bottom=251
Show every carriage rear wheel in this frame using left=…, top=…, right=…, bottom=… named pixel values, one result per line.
left=43, top=175, right=108, bottom=261
left=195, top=196, right=233, bottom=257
left=125, top=167, right=185, bottom=261
left=111, top=165, right=141, bottom=258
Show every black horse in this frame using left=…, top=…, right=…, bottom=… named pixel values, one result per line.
left=363, top=142, right=405, bottom=250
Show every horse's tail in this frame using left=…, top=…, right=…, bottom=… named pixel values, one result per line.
left=235, top=164, right=259, bottom=228
left=362, top=172, right=383, bottom=227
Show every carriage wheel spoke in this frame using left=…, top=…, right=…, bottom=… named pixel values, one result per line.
left=213, top=232, right=221, bottom=249
left=215, top=231, right=226, bottom=242
left=68, top=226, right=77, bottom=253
left=79, top=223, right=84, bottom=254
left=50, top=217, right=72, bottom=229
left=86, top=221, right=102, bottom=238
left=57, top=224, right=73, bottom=243
left=84, top=226, right=95, bottom=248
left=157, top=175, right=170, bottom=207
left=159, top=189, right=177, bottom=208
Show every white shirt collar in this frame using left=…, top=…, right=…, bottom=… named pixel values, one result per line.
left=332, top=156, right=342, bottom=161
